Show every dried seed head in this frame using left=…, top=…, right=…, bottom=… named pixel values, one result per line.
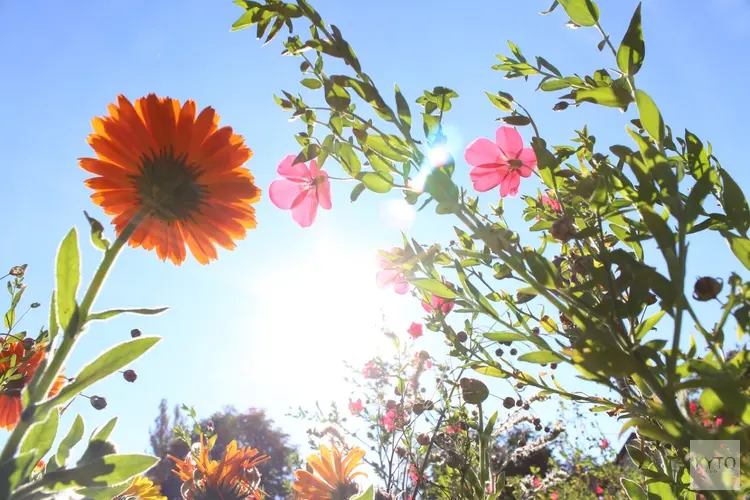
left=456, top=331, right=468, bottom=343
left=395, top=447, right=406, bottom=457
left=418, top=350, right=430, bottom=361
left=413, top=402, right=425, bottom=415
left=9, top=265, right=27, bottom=277
left=550, top=216, right=576, bottom=242
left=90, top=396, right=107, bottom=410
left=417, top=433, right=430, bottom=446
left=495, top=348, right=504, bottom=357
left=693, top=277, right=723, bottom=302
left=22, top=338, right=34, bottom=351
left=130, top=328, right=142, bottom=338
left=503, top=397, right=515, bottom=409
left=510, top=348, right=518, bottom=356
left=123, top=370, right=137, bottom=383
left=516, top=399, right=523, bottom=407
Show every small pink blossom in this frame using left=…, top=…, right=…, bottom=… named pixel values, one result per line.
left=541, top=194, right=562, bottom=212
left=362, top=360, right=382, bottom=379
left=464, top=126, right=537, bottom=197
left=348, top=399, right=363, bottom=415
left=689, top=401, right=698, bottom=414
left=269, top=155, right=332, bottom=227
left=413, top=352, right=433, bottom=369
left=595, top=485, right=604, bottom=496
left=407, top=322, right=423, bottom=340
left=445, top=425, right=462, bottom=434
left=600, top=439, right=609, bottom=450
left=421, top=281, right=455, bottom=315
left=532, top=477, right=541, bottom=489
left=715, top=416, right=724, bottom=427
left=381, top=408, right=407, bottom=432
left=408, top=464, right=425, bottom=483
left=376, top=250, right=409, bottom=295
left=551, top=492, right=559, bottom=500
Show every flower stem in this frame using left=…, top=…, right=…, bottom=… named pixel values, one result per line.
left=0, top=214, right=143, bottom=465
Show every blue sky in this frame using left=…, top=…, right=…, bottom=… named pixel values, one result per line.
left=0, top=0, right=749, bottom=471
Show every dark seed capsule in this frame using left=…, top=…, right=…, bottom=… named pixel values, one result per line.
left=510, top=348, right=518, bottom=356
left=456, top=331, right=468, bottom=343
left=123, top=369, right=137, bottom=383
left=503, top=397, right=515, bottom=409
left=516, top=399, right=523, bottom=407
left=22, top=338, right=34, bottom=351
left=90, top=396, right=107, bottom=410
left=495, top=348, right=504, bottom=357
left=130, top=328, right=142, bottom=338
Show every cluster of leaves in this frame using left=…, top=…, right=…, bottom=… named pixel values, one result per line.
left=235, top=0, right=750, bottom=498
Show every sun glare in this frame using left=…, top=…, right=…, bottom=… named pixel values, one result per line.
left=242, top=235, right=410, bottom=406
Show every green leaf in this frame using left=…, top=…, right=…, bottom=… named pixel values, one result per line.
left=56, top=228, right=80, bottom=331
left=720, top=170, right=750, bottom=234
left=485, top=91, right=513, bottom=112
left=410, top=279, right=457, bottom=299
left=472, top=365, right=508, bottom=378
left=84, top=211, right=110, bottom=251
left=338, top=142, right=361, bottom=177
left=576, top=85, right=633, bottom=109
left=56, top=414, right=85, bottom=468
left=21, top=409, right=59, bottom=468
left=50, top=337, right=160, bottom=407
left=300, top=78, right=322, bottom=90
left=0, top=451, right=37, bottom=496
left=635, top=310, right=665, bottom=341
left=86, top=307, right=168, bottom=323
left=231, top=7, right=258, bottom=31
left=91, top=417, right=117, bottom=443
left=525, top=252, right=558, bottom=289
left=518, top=351, right=565, bottom=364
left=635, top=90, right=664, bottom=145
left=358, top=172, right=393, bottom=194
left=324, top=81, right=351, bottom=111
left=483, top=332, right=526, bottom=343
left=424, top=168, right=459, bottom=208
left=617, top=3, right=645, bottom=76
left=365, top=135, right=410, bottom=162
left=558, top=0, right=600, bottom=27
left=540, top=79, right=570, bottom=92
left=502, top=115, right=531, bottom=126
left=723, top=233, right=750, bottom=271
left=351, top=485, right=374, bottom=500
left=394, top=85, right=411, bottom=130
left=41, top=454, right=158, bottom=491
left=76, top=483, right=132, bottom=500
left=621, top=478, right=647, bottom=500
left=350, top=183, right=366, bottom=202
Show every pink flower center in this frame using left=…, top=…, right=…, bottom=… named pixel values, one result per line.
left=509, top=158, right=523, bottom=169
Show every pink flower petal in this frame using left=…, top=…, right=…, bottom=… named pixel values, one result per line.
left=518, top=148, right=537, bottom=175
left=470, top=164, right=509, bottom=192
left=376, top=269, right=398, bottom=288
left=277, top=154, right=310, bottom=180
left=269, top=178, right=303, bottom=210
left=495, top=127, right=523, bottom=158
left=393, top=281, right=409, bottom=295
left=290, top=189, right=319, bottom=227
left=499, top=172, right=521, bottom=197
left=316, top=172, right=332, bottom=210
left=464, top=138, right=501, bottom=168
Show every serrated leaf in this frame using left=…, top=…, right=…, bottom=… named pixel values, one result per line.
left=86, top=307, right=168, bottom=323
left=56, top=228, right=80, bottom=331
left=49, top=337, right=160, bottom=408
left=617, top=3, right=645, bottom=76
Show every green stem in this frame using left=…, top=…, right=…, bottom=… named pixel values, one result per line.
left=0, top=214, right=143, bottom=466
left=478, top=403, right=486, bottom=499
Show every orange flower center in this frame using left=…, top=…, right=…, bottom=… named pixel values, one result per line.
left=134, top=148, right=207, bottom=221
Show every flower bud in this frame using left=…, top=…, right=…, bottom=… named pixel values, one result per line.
left=90, top=396, right=107, bottom=410
left=693, top=277, right=723, bottom=302
left=22, top=337, right=34, bottom=351
left=130, top=328, right=142, bottom=338
left=413, top=402, right=425, bottom=415
left=30, top=302, right=40, bottom=309
left=495, top=348, right=504, bottom=357
left=516, top=399, right=523, bottom=407
left=510, top=348, right=517, bottom=356
left=550, top=217, right=576, bottom=242
left=456, top=331, right=468, bottom=343
left=418, top=350, right=430, bottom=361
left=503, top=397, right=515, bottom=409
left=9, top=265, right=27, bottom=277
left=417, top=433, right=430, bottom=446
left=386, top=400, right=397, bottom=410
left=123, top=369, right=137, bottom=383
left=395, top=447, right=406, bottom=457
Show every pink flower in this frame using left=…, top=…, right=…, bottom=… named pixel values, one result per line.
left=689, top=401, right=697, bottom=414
left=348, top=399, right=363, bottom=415
left=413, top=352, right=433, bottom=369
left=381, top=408, right=407, bottom=432
left=464, top=126, right=537, bottom=197
left=407, top=322, right=423, bottom=340
left=533, top=477, right=541, bottom=489
left=541, top=194, right=562, bottom=212
left=362, top=360, right=382, bottom=379
left=408, top=464, right=424, bottom=483
left=600, top=439, right=609, bottom=450
left=551, top=492, right=559, bottom=500
left=421, top=281, right=455, bottom=315
left=595, top=485, right=604, bottom=496
left=445, top=425, right=462, bottom=434
left=715, top=416, right=724, bottom=427
left=269, top=155, right=332, bottom=227
left=376, top=251, right=409, bottom=295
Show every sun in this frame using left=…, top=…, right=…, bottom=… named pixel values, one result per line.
left=239, top=232, right=410, bottom=406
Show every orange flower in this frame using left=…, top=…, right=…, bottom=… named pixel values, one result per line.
left=114, top=475, right=166, bottom=500
left=80, top=94, right=261, bottom=265
left=0, top=340, right=67, bottom=430
left=169, top=434, right=268, bottom=500
left=292, top=444, right=367, bottom=500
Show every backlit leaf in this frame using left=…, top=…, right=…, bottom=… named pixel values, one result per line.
left=483, top=332, right=526, bottom=343
left=338, top=142, right=361, bottom=177
left=394, top=85, right=411, bottom=130
left=358, top=172, right=393, bottom=194
left=723, top=233, right=750, bottom=271
left=56, top=415, right=85, bottom=468
left=635, top=90, right=664, bottom=145
left=485, top=91, right=513, bottom=112
left=56, top=228, right=80, bottom=331
left=720, top=170, right=750, bottom=234
left=576, top=85, right=633, bottom=109
left=410, top=279, right=457, bottom=299
left=518, top=351, right=565, bottom=364
left=42, top=454, right=158, bottom=491
left=86, top=307, right=168, bottom=323
left=617, top=3, right=645, bottom=76
left=558, top=0, right=600, bottom=27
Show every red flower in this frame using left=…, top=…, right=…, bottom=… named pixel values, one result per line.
left=348, top=399, right=363, bottom=415
left=381, top=408, right=407, bottom=432
left=532, top=477, right=541, bottom=489
left=715, top=416, right=724, bottom=427
left=407, top=322, right=423, bottom=340
left=550, top=492, right=559, bottom=500
left=421, top=281, right=455, bottom=315
left=689, top=401, right=697, bottom=415
left=595, top=485, right=604, bottom=495
left=541, top=194, right=562, bottom=212
left=600, top=439, right=609, bottom=450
